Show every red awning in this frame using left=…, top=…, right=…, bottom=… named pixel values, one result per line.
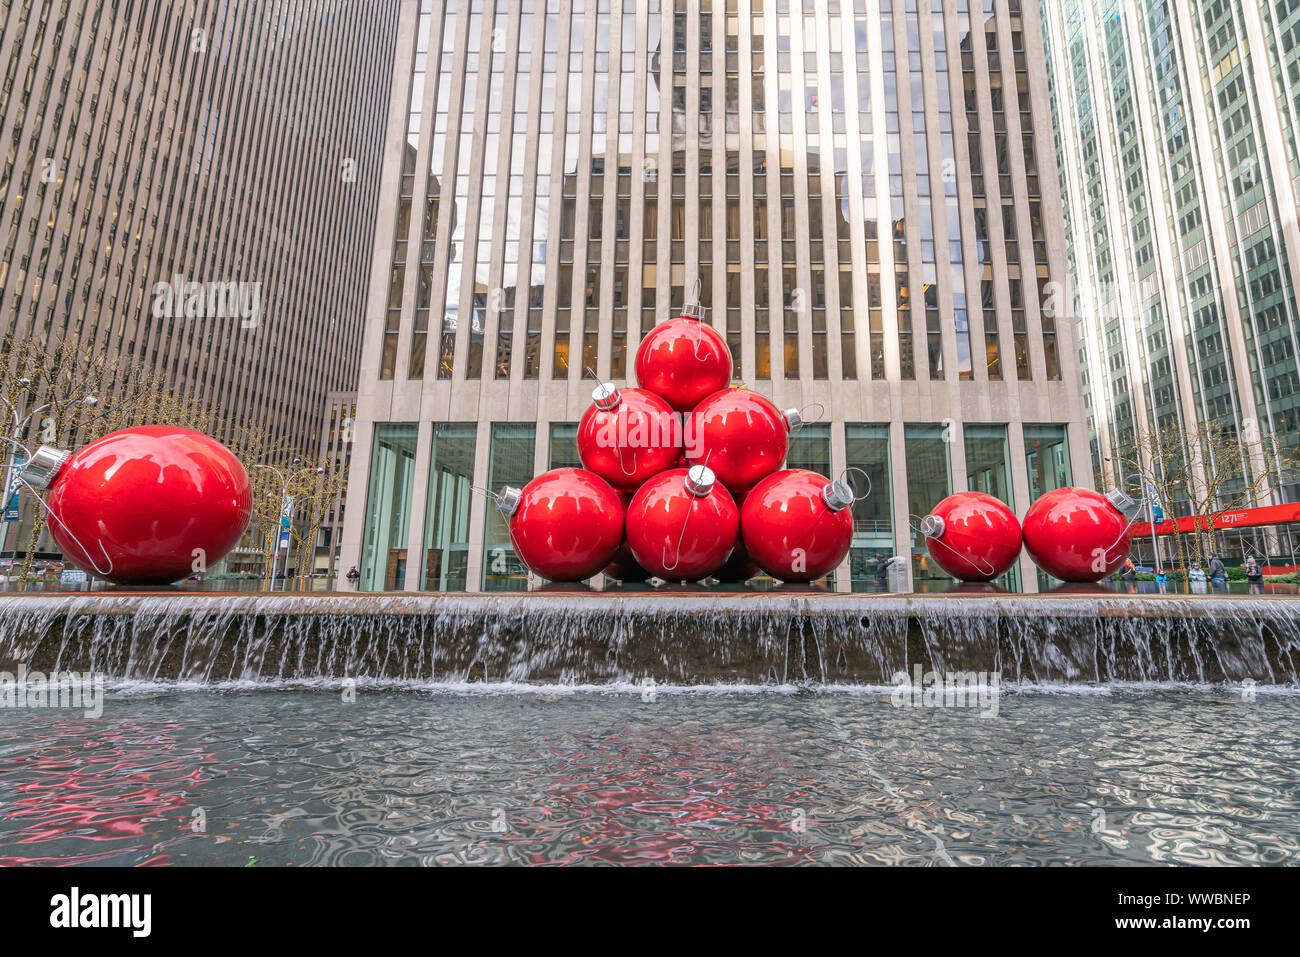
left=1133, top=501, right=1300, bottom=536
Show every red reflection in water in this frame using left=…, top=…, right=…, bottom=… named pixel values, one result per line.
left=0, top=720, right=213, bottom=866
left=513, top=726, right=821, bottom=865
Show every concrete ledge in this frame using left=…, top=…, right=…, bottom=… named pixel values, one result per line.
left=0, top=592, right=1297, bottom=685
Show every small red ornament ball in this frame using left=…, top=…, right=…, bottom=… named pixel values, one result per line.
left=1022, top=486, right=1132, bottom=582
left=921, top=491, right=1022, bottom=582
left=577, top=384, right=681, bottom=490
left=603, top=540, right=651, bottom=583
left=625, top=466, right=739, bottom=581
left=713, top=534, right=759, bottom=583
left=44, top=425, right=252, bottom=585
left=685, top=388, right=794, bottom=493
left=500, top=468, right=624, bottom=582
left=634, top=308, right=732, bottom=412
left=741, top=469, right=854, bottom=582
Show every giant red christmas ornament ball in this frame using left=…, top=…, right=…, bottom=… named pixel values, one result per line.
left=684, top=388, right=800, bottom=493
left=27, top=425, right=252, bottom=585
left=625, top=466, right=739, bottom=581
left=741, top=469, right=854, bottom=582
left=634, top=300, right=732, bottom=412
left=921, top=491, right=1022, bottom=582
left=1021, top=486, right=1135, bottom=582
left=497, top=468, right=624, bottom=582
left=577, top=383, right=681, bottom=490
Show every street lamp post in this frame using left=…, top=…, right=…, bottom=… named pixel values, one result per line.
left=254, top=464, right=289, bottom=590
left=254, top=458, right=306, bottom=590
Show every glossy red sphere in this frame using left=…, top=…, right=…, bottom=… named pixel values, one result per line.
left=713, top=534, right=759, bottom=583
left=923, top=492, right=1022, bottom=582
left=603, top=540, right=651, bottom=583
left=46, top=425, right=252, bottom=585
left=741, top=469, right=854, bottom=582
left=685, top=388, right=790, bottom=493
left=508, top=468, right=624, bottom=582
left=1022, top=487, right=1131, bottom=583
left=577, top=387, right=681, bottom=490
left=625, top=468, right=739, bottom=581
left=634, top=315, right=732, bottom=412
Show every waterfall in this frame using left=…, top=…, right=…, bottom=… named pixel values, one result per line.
left=0, top=593, right=1297, bottom=686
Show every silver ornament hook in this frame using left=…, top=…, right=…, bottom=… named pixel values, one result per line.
left=662, top=451, right=712, bottom=574
left=910, top=510, right=997, bottom=578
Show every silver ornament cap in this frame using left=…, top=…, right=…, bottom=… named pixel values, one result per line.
left=783, top=407, right=804, bottom=434
left=919, top=514, right=946, bottom=539
left=497, top=486, right=522, bottom=517
left=685, top=464, right=716, bottom=496
left=822, top=480, right=854, bottom=512
left=1105, top=487, right=1141, bottom=519
left=20, top=445, right=71, bottom=491
left=592, top=382, right=621, bottom=411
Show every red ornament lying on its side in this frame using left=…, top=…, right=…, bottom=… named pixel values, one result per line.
left=921, top=491, right=1022, bottom=582
left=25, top=425, right=253, bottom=586
left=685, top=388, right=802, bottom=494
left=741, top=469, right=854, bottom=583
left=625, top=466, right=738, bottom=581
left=576, top=383, right=681, bottom=490
left=1021, top=486, right=1135, bottom=582
left=496, top=468, right=624, bottom=582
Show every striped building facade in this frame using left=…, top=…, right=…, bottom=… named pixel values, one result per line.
left=0, top=0, right=399, bottom=457
left=342, top=0, right=1089, bottom=592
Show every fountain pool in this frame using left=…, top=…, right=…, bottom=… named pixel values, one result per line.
left=0, top=685, right=1297, bottom=865
left=1, top=591, right=1297, bottom=867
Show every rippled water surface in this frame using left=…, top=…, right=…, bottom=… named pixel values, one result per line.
left=1, top=686, right=1297, bottom=865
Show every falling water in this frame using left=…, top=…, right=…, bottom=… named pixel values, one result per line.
left=0, top=593, right=1297, bottom=686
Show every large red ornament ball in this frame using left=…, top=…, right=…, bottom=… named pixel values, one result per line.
left=1022, top=486, right=1132, bottom=582
left=625, top=466, right=739, bottom=581
left=498, top=468, right=624, bottom=582
left=577, top=383, right=681, bottom=490
left=741, top=469, right=854, bottom=582
left=39, top=425, right=252, bottom=585
left=921, top=491, right=1022, bottom=582
left=685, top=388, right=797, bottom=493
left=634, top=305, right=732, bottom=412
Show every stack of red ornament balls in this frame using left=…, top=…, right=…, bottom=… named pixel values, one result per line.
left=495, top=300, right=857, bottom=585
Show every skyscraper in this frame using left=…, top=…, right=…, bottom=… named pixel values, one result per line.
left=342, top=0, right=1087, bottom=592
left=1042, top=0, right=1300, bottom=549
left=0, top=0, right=400, bottom=456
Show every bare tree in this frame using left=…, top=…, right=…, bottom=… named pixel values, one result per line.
left=1110, top=420, right=1300, bottom=571
left=0, top=334, right=216, bottom=585
left=284, top=456, right=349, bottom=588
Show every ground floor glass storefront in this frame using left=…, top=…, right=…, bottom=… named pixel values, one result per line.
left=358, top=420, right=1075, bottom=592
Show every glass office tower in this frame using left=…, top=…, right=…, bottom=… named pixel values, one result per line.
left=1042, top=0, right=1300, bottom=518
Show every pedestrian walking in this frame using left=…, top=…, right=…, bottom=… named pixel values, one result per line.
left=1208, top=553, right=1226, bottom=590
